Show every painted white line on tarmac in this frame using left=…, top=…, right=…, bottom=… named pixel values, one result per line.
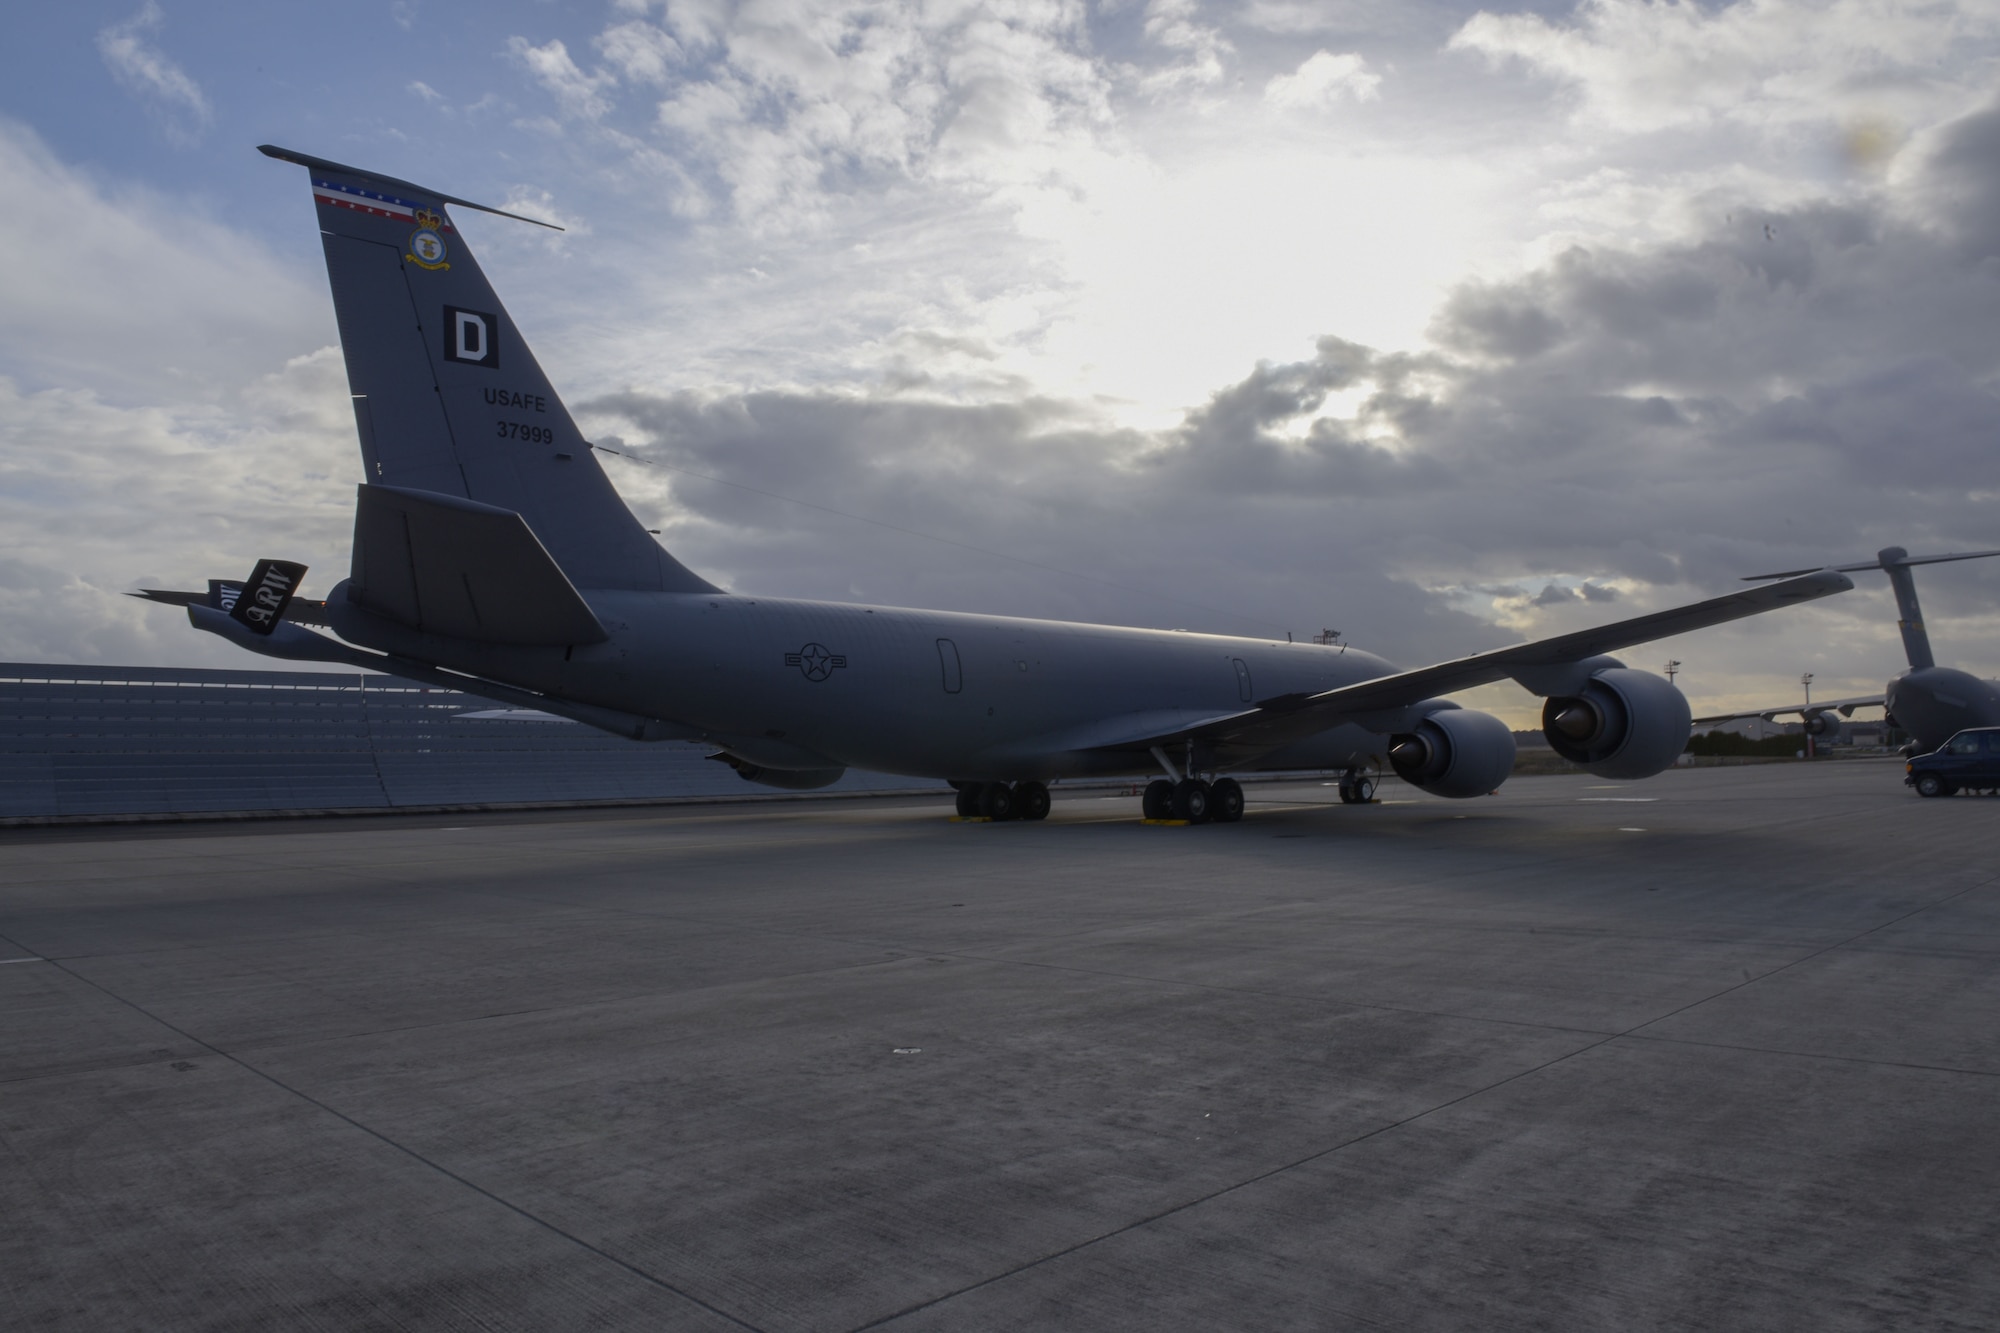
left=0, top=956, right=48, bottom=965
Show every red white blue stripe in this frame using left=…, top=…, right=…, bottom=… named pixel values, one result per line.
left=311, top=178, right=452, bottom=228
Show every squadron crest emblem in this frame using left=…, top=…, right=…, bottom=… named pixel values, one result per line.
left=406, top=209, right=450, bottom=270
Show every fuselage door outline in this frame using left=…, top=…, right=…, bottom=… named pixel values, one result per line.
left=937, top=638, right=962, bottom=694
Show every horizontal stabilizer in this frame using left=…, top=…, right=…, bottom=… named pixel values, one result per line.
left=186, top=605, right=687, bottom=741
left=132, top=586, right=331, bottom=626
left=350, top=484, right=608, bottom=645
left=1744, top=547, right=2000, bottom=580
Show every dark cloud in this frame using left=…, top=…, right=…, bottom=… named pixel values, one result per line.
left=575, top=99, right=2000, bottom=686
left=581, top=378, right=1500, bottom=665
left=1434, top=284, right=1566, bottom=359
left=1925, top=100, right=2000, bottom=263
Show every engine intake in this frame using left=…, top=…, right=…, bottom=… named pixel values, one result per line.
left=1388, top=707, right=1517, bottom=799
left=1542, top=668, right=1691, bottom=779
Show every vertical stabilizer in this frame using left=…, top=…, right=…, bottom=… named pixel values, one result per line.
left=1878, top=546, right=1936, bottom=669
left=260, top=145, right=716, bottom=595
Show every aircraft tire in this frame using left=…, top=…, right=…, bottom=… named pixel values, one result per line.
left=1142, top=779, right=1175, bottom=820
left=1337, top=781, right=1355, bottom=804
left=1352, top=776, right=1376, bottom=803
left=1915, top=773, right=1947, bottom=798
left=955, top=786, right=982, bottom=817
left=979, top=782, right=1019, bottom=821
left=1171, top=779, right=1211, bottom=823
left=1209, top=778, right=1244, bottom=823
left=1015, top=781, right=1051, bottom=822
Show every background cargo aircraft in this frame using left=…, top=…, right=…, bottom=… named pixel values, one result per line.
left=140, top=147, right=1851, bottom=824
left=1695, top=547, right=2000, bottom=756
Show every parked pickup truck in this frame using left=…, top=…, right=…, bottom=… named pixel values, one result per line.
left=1906, top=727, right=2000, bottom=797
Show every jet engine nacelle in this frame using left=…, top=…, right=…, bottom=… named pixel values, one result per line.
left=1802, top=710, right=1843, bottom=738
left=1542, top=668, right=1691, bottom=779
left=1389, top=707, right=1517, bottom=799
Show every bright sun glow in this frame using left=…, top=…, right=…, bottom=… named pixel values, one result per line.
left=1018, top=144, right=1503, bottom=425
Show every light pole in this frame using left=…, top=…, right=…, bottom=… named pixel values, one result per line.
left=1664, top=659, right=1680, bottom=686
left=1801, top=672, right=1815, bottom=759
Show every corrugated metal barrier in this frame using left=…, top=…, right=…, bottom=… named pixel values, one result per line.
left=0, top=663, right=935, bottom=820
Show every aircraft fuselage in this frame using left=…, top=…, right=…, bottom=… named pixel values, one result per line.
left=326, top=585, right=1398, bottom=781
left=1886, top=666, right=2000, bottom=754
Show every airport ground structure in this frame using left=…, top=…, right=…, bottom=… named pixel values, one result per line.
left=4, top=760, right=1996, bottom=1329
left=0, top=662, right=934, bottom=822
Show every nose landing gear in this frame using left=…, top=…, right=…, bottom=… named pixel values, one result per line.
left=1336, top=769, right=1376, bottom=804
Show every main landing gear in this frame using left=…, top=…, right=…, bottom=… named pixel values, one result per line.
left=952, top=780, right=1051, bottom=821
left=1141, top=777, right=1245, bottom=824
left=1336, top=768, right=1376, bottom=805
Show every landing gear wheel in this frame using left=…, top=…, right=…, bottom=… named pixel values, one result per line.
left=1915, top=772, right=1947, bottom=798
left=1142, top=779, right=1175, bottom=821
left=1209, top=778, right=1244, bottom=823
left=955, top=785, right=981, bottom=817
left=1015, top=781, right=1051, bottom=822
left=1351, top=776, right=1375, bottom=803
left=1337, top=781, right=1356, bottom=805
left=978, top=782, right=1018, bottom=821
left=1171, top=778, right=1212, bottom=824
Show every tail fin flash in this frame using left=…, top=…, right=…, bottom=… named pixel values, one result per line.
left=229, top=559, right=309, bottom=636
left=260, top=145, right=715, bottom=595
left=1877, top=547, right=1937, bottom=670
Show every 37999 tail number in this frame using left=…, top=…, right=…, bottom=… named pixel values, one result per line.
left=495, top=420, right=554, bottom=444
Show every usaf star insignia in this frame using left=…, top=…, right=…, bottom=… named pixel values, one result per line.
left=784, top=643, right=848, bottom=682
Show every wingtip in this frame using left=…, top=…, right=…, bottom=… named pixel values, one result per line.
left=1793, top=569, right=1856, bottom=596
left=130, top=588, right=202, bottom=607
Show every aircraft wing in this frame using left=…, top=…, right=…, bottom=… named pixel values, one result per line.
left=1118, top=569, right=1853, bottom=752
left=1691, top=694, right=1884, bottom=726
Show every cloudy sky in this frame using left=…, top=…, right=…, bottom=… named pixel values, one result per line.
left=4, top=0, right=1998, bottom=724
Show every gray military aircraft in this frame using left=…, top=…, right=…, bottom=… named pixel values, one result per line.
left=137, top=146, right=1852, bottom=823
left=1695, top=547, right=2000, bottom=755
